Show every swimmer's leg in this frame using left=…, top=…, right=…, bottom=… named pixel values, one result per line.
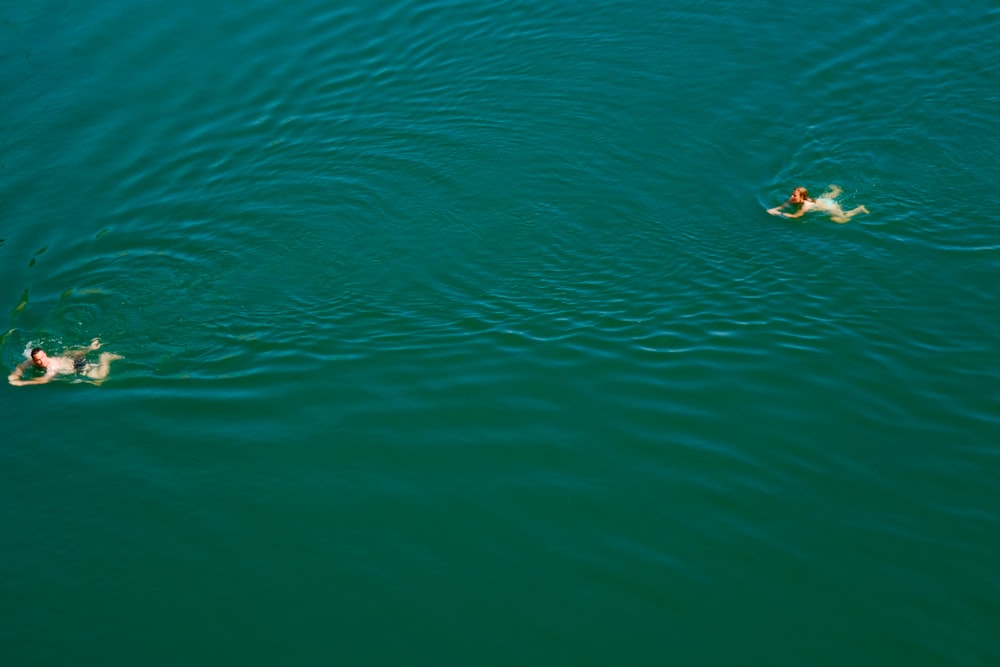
left=825, top=202, right=848, bottom=219
left=84, top=352, right=122, bottom=384
left=66, top=338, right=101, bottom=359
left=831, top=205, right=869, bottom=224
left=821, top=184, right=842, bottom=199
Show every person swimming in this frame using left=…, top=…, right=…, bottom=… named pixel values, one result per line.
left=8, top=338, right=122, bottom=386
left=768, top=185, right=869, bottom=223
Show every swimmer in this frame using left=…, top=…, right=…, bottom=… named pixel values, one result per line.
left=768, top=185, right=869, bottom=223
left=7, top=338, right=122, bottom=386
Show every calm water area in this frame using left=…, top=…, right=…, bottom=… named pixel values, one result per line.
left=2, top=0, right=999, bottom=664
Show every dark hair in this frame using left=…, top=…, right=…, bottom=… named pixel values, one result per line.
left=30, top=347, right=43, bottom=357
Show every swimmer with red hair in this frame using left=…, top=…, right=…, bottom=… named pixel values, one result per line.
left=768, top=185, right=869, bottom=223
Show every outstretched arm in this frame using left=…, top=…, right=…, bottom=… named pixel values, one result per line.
left=768, top=200, right=790, bottom=216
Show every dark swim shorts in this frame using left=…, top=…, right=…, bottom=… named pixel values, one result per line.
left=73, top=356, right=88, bottom=374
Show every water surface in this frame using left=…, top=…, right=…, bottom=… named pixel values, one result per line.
left=2, top=1, right=999, bottom=664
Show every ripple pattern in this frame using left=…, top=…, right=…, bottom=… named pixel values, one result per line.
left=2, top=0, right=999, bottom=665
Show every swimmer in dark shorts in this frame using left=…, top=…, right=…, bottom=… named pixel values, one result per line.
left=8, top=338, right=123, bottom=386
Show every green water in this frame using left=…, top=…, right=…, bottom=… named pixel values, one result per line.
left=2, top=1, right=999, bottom=664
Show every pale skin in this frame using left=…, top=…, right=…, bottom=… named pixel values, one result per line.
left=7, top=338, right=122, bottom=387
left=768, top=185, right=869, bottom=223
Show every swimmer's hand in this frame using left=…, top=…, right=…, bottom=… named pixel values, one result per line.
left=767, top=207, right=783, bottom=216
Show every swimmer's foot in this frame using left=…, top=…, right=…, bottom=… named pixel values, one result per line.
left=860, top=205, right=870, bottom=214
left=89, top=338, right=101, bottom=350
left=102, top=353, right=123, bottom=361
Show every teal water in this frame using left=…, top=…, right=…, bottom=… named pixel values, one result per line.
left=3, top=0, right=999, bottom=664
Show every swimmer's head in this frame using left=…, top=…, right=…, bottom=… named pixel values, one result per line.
left=789, top=187, right=809, bottom=204
left=30, top=348, right=48, bottom=367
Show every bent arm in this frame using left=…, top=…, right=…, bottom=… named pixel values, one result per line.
left=8, top=363, right=55, bottom=386
left=16, top=374, right=56, bottom=386
left=8, top=361, right=29, bottom=385
left=783, top=208, right=806, bottom=218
